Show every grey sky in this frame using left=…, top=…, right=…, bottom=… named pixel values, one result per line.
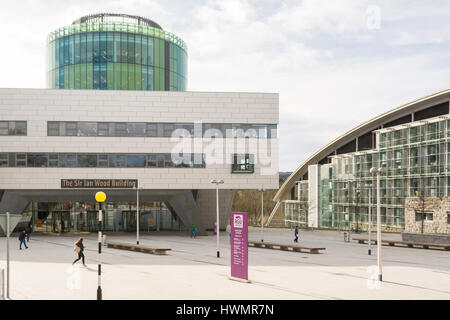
left=1, top=0, right=450, bottom=171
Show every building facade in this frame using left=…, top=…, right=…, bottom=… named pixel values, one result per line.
left=271, top=89, right=450, bottom=234
left=0, top=89, right=279, bottom=235
left=46, top=13, right=187, bottom=91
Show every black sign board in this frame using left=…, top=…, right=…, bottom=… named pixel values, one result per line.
left=61, top=179, right=138, bottom=189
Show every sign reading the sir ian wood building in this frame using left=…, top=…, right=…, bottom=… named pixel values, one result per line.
left=61, top=179, right=138, bottom=188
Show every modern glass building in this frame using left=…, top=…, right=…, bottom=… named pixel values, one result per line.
left=46, top=13, right=187, bottom=91
left=271, top=90, right=450, bottom=234
left=307, top=115, right=450, bottom=232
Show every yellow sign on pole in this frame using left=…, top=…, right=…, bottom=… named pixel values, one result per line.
left=95, top=191, right=106, bottom=203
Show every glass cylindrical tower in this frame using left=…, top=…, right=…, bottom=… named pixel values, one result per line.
left=46, top=13, right=187, bottom=91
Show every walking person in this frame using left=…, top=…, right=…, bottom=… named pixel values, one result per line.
left=72, top=237, right=87, bottom=267
left=19, top=230, right=28, bottom=249
left=61, top=219, right=65, bottom=233
left=190, top=224, right=196, bottom=238
left=294, top=226, right=299, bottom=243
left=25, top=223, right=32, bottom=242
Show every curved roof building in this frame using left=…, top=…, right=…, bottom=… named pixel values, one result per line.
left=46, top=13, right=187, bottom=91
left=269, top=89, right=450, bottom=232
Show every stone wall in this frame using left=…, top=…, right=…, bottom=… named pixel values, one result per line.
left=402, top=232, right=450, bottom=244
left=404, top=197, right=450, bottom=235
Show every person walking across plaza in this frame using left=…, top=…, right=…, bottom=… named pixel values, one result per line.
left=190, top=224, right=196, bottom=238
left=25, top=223, right=32, bottom=242
left=294, top=226, right=299, bottom=243
left=19, top=230, right=28, bottom=249
left=72, top=237, right=87, bottom=267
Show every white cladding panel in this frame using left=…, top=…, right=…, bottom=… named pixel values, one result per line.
left=307, top=164, right=319, bottom=228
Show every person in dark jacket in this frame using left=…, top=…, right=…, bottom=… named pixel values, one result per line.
left=19, top=230, right=28, bottom=249
left=61, top=220, right=65, bottom=233
left=72, top=237, right=86, bottom=267
left=294, top=226, right=299, bottom=243
left=25, top=223, right=32, bottom=242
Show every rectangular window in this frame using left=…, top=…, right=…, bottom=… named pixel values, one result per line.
left=232, top=154, right=254, bottom=173
left=126, top=154, right=146, bottom=167
left=16, top=153, right=26, bottom=167
left=115, top=123, right=127, bottom=136
left=163, top=123, right=175, bottom=137
left=27, top=153, right=48, bottom=167
left=415, top=212, right=433, bottom=221
left=174, top=124, right=194, bottom=137
left=98, top=154, right=108, bottom=167
left=0, top=122, right=8, bottom=135
left=0, top=153, right=8, bottom=167
left=78, top=154, right=97, bottom=167
left=98, top=123, right=109, bottom=136
left=146, top=123, right=158, bottom=137
left=77, top=122, right=97, bottom=136
left=66, top=154, right=77, bottom=167
left=66, top=122, right=77, bottom=136
left=49, top=154, right=59, bottom=167
left=147, top=154, right=157, bottom=167
left=115, top=154, right=126, bottom=167
left=127, top=123, right=146, bottom=137
left=14, top=121, right=26, bottom=135
left=164, top=154, right=174, bottom=168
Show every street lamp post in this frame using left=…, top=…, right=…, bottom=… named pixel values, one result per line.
left=135, top=187, right=142, bottom=245
left=95, top=191, right=106, bottom=300
left=6, top=212, right=10, bottom=299
left=365, top=184, right=373, bottom=255
left=258, top=188, right=265, bottom=242
left=369, top=167, right=385, bottom=282
left=211, top=179, right=224, bottom=258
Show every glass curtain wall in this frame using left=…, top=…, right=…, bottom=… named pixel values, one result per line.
left=47, top=28, right=187, bottom=91
left=290, top=117, right=450, bottom=232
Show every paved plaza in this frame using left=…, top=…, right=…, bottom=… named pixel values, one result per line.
left=0, top=227, right=449, bottom=300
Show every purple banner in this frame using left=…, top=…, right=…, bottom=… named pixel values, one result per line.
left=230, top=212, right=248, bottom=280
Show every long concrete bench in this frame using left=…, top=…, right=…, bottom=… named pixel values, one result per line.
left=352, top=237, right=450, bottom=251
left=105, top=241, right=171, bottom=255
left=248, top=241, right=326, bottom=254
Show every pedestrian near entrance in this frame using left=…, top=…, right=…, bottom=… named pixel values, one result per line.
left=61, top=219, right=65, bottom=233
left=25, top=223, right=32, bottom=242
left=190, top=224, right=196, bottom=238
left=72, top=237, right=86, bottom=267
left=19, top=230, right=28, bottom=249
left=294, top=226, right=299, bottom=243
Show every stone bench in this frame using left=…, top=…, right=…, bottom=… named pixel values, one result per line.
left=352, top=237, right=450, bottom=251
left=105, top=241, right=171, bottom=255
left=248, top=241, right=326, bottom=254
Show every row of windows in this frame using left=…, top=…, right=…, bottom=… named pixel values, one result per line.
left=47, top=63, right=185, bottom=91
left=0, top=121, right=26, bottom=136
left=0, top=153, right=205, bottom=168
left=379, top=120, right=449, bottom=148
left=48, top=32, right=187, bottom=77
left=47, top=122, right=277, bottom=138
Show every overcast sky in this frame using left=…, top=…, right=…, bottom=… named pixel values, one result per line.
left=1, top=0, right=450, bottom=171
